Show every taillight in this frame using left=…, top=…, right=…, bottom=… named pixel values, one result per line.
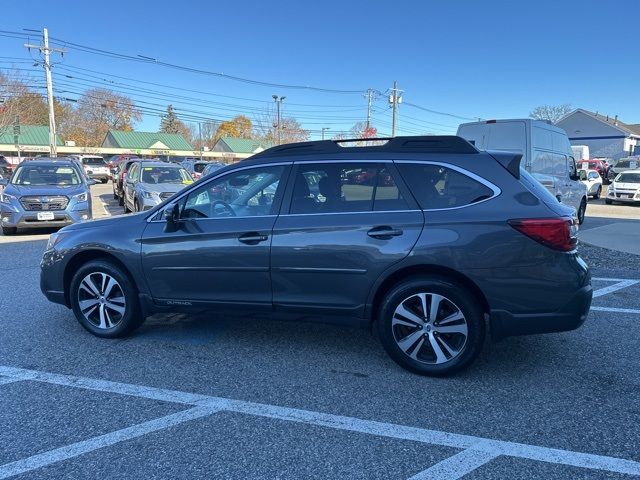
left=508, top=217, right=577, bottom=252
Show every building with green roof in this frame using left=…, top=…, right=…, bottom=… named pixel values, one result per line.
left=0, top=125, right=63, bottom=148
left=102, top=130, right=193, bottom=151
left=212, top=137, right=272, bottom=154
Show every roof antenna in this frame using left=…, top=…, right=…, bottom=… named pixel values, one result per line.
left=614, top=115, right=618, bottom=126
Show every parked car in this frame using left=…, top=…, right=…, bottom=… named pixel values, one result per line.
left=0, top=156, right=14, bottom=178
left=605, top=170, right=640, bottom=205
left=577, top=159, right=609, bottom=182
left=181, top=159, right=210, bottom=180
left=112, top=158, right=141, bottom=206
left=607, top=157, right=640, bottom=183
left=201, top=162, right=226, bottom=177
left=0, top=158, right=95, bottom=235
left=457, top=119, right=588, bottom=224
left=40, top=136, right=592, bottom=376
left=578, top=169, right=603, bottom=199
left=78, top=156, right=111, bottom=183
left=122, top=160, right=193, bottom=213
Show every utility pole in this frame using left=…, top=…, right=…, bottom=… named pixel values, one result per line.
left=198, top=122, right=203, bottom=161
left=365, top=88, right=374, bottom=130
left=25, top=28, right=65, bottom=157
left=321, top=127, right=330, bottom=140
left=272, top=95, right=285, bottom=145
left=389, top=81, right=403, bottom=137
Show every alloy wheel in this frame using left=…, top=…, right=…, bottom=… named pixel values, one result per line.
left=391, top=292, right=468, bottom=364
left=77, top=272, right=126, bottom=329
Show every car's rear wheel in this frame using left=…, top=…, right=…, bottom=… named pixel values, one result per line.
left=594, top=186, right=601, bottom=200
left=377, top=276, right=485, bottom=376
left=118, top=193, right=124, bottom=206
left=577, top=198, right=586, bottom=224
left=70, top=260, right=143, bottom=338
left=605, top=198, right=613, bottom=205
left=2, top=226, right=17, bottom=235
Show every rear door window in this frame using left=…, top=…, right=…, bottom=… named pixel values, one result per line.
left=289, top=163, right=409, bottom=214
left=397, top=163, right=495, bottom=209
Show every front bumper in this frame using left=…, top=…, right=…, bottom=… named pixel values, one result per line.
left=88, top=173, right=111, bottom=181
left=607, top=193, right=640, bottom=203
left=490, top=282, right=593, bottom=340
left=1, top=207, right=91, bottom=229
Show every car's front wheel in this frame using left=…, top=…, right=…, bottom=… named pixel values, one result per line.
left=377, top=276, right=485, bottom=376
left=69, top=260, right=143, bottom=338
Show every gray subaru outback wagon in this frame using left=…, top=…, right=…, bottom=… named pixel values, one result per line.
left=40, top=136, right=592, bottom=376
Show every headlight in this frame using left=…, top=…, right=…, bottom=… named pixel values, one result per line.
left=0, top=192, right=17, bottom=203
left=73, top=192, right=88, bottom=202
left=46, top=232, right=63, bottom=250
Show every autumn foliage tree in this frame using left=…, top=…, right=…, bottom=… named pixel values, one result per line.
left=213, top=115, right=253, bottom=144
left=60, top=88, right=142, bottom=146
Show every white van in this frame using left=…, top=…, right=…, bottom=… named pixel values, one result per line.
left=457, top=119, right=588, bottom=223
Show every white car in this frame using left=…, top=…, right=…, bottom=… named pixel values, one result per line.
left=579, top=169, right=603, bottom=199
left=606, top=169, right=640, bottom=205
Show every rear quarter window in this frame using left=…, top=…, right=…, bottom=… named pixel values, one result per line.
left=397, top=163, right=495, bottom=209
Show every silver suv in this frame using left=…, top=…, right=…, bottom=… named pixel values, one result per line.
left=0, top=158, right=95, bottom=235
left=123, top=160, right=193, bottom=213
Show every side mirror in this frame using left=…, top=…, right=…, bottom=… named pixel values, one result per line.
left=163, top=203, right=182, bottom=232
left=164, top=203, right=181, bottom=222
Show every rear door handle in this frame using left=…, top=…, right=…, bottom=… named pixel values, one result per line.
left=238, top=232, right=269, bottom=245
left=367, top=226, right=403, bottom=239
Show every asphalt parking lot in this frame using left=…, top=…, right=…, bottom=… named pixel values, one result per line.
left=0, top=182, right=639, bottom=479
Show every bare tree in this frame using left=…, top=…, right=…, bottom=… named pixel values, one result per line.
left=189, top=121, right=219, bottom=150
left=254, top=110, right=309, bottom=145
left=529, top=104, right=573, bottom=124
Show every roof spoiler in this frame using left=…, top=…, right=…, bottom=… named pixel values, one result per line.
left=487, top=151, right=522, bottom=179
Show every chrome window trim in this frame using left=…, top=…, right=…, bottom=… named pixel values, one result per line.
left=294, top=159, right=394, bottom=164
left=281, top=209, right=422, bottom=217
left=394, top=160, right=502, bottom=211
left=146, top=162, right=291, bottom=223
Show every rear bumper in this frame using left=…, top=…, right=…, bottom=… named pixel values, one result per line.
left=490, top=283, right=593, bottom=340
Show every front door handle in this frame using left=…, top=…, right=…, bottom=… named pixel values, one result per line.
left=367, top=226, right=403, bottom=239
left=238, top=232, right=269, bottom=245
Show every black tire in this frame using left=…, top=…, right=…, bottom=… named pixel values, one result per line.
left=118, top=194, right=124, bottom=206
left=605, top=199, right=613, bottom=205
left=2, top=226, right=17, bottom=235
left=134, top=200, right=140, bottom=212
left=101, top=179, right=108, bottom=184
left=577, top=198, right=586, bottom=225
left=69, top=260, right=143, bottom=338
left=377, top=276, right=485, bottom=376
left=594, top=186, right=601, bottom=200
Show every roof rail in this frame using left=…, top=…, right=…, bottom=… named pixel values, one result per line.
left=251, top=135, right=478, bottom=159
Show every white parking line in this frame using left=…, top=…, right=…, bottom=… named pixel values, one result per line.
left=591, top=306, right=640, bottom=314
left=0, top=365, right=638, bottom=477
left=407, top=448, right=499, bottom=480
left=593, top=279, right=639, bottom=298
left=0, top=406, right=221, bottom=479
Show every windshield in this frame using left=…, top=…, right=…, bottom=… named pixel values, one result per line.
left=12, top=165, right=81, bottom=186
left=615, top=173, right=640, bottom=183
left=141, top=166, right=192, bottom=184
left=82, top=158, right=106, bottom=166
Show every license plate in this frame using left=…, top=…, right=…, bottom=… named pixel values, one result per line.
left=621, top=194, right=631, bottom=199
left=37, top=212, right=55, bottom=221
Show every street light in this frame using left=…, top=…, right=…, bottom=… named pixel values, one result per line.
left=321, top=127, right=330, bottom=140
left=272, top=95, right=285, bottom=145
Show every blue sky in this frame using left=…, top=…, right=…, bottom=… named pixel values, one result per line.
left=0, top=0, right=637, bottom=139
